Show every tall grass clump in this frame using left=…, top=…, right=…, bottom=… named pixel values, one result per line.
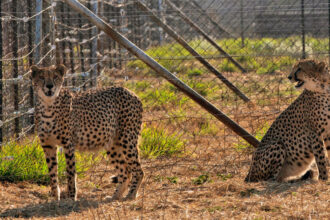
left=140, top=126, right=185, bottom=159
left=0, top=138, right=52, bottom=183
left=0, top=138, right=102, bottom=184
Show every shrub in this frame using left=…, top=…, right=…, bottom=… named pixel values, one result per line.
left=140, top=127, right=185, bottom=159
left=0, top=138, right=102, bottom=184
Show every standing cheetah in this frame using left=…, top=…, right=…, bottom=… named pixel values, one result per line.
left=245, top=59, right=329, bottom=182
left=31, top=64, right=144, bottom=201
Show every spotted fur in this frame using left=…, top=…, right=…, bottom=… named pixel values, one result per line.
left=245, top=59, right=330, bottom=182
left=31, top=64, right=144, bottom=201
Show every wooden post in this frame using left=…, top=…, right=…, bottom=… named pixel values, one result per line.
left=165, top=0, right=246, bottom=73
left=35, top=0, right=42, bottom=64
left=91, top=0, right=98, bottom=87
left=328, top=0, right=330, bottom=65
left=78, top=13, right=86, bottom=89
left=301, top=0, right=306, bottom=59
left=12, top=0, right=20, bottom=136
left=60, top=2, right=67, bottom=66
left=50, top=0, right=57, bottom=64
left=240, top=0, right=245, bottom=48
left=42, top=0, right=52, bottom=66
left=0, top=0, right=3, bottom=144
left=62, top=0, right=260, bottom=147
left=27, top=0, right=34, bottom=127
left=66, top=3, right=76, bottom=85
left=136, top=1, right=250, bottom=102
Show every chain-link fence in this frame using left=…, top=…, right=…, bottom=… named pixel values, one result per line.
left=1, top=0, right=329, bottom=144
left=0, top=0, right=329, bottom=218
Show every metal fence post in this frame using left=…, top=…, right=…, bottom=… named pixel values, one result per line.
left=301, top=0, right=306, bottom=59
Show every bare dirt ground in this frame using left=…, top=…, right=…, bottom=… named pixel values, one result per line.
left=0, top=151, right=329, bottom=219
left=0, top=72, right=329, bottom=219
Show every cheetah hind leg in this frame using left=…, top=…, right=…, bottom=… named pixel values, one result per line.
left=245, top=142, right=286, bottom=182
left=111, top=171, right=131, bottom=201
left=124, top=162, right=144, bottom=201
left=107, top=149, right=132, bottom=201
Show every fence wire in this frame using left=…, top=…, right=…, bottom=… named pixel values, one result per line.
left=0, top=1, right=328, bottom=147
left=0, top=1, right=329, bottom=215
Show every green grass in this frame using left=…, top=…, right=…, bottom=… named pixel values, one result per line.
left=217, top=173, right=233, bottom=181
left=187, top=68, right=203, bottom=78
left=194, top=118, right=219, bottom=136
left=0, top=138, right=103, bottom=184
left=127, top=36, right=328, bottom=75
left=126, top=80, right=191, bottom=109
left=192, top=173, right=211, bottom=185
left=234, top=123, right=270, bottom=151
left=140, top=126, right=185, bottom=159
left=0, top=124, right=187, bottom=183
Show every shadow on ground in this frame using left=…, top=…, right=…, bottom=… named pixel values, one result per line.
left=241, top=179, right=316, bottom=198
left=0, top=198, right=100, bottom=218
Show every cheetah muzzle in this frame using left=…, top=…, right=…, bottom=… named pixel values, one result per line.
left=31, top=64, right=144, bottom=201
left=289, top=67, right=305, bottom=88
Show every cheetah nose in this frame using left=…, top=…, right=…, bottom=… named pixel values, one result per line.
left=46, top=84, right=54, bottom=89
left=288, top=75, right=292, bottom=80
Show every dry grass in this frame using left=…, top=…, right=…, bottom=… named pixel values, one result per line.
left=0, top=71, right=329, bottom=219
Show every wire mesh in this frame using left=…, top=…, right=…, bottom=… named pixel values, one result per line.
left=0, top=0, right=329, bottom=218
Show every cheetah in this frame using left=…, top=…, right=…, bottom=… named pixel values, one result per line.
left=30, top=64, right=144, bottom=201
left=245, top=59, right=330, bottom=182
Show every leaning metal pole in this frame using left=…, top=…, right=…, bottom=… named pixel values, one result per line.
left=136, top=0, right=250, bottom=103
left=63, top=0, right=260, bottom=148
left=165, top=0, right=246, bottom=73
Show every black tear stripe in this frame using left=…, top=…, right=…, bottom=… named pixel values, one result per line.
left=294, top=67, right=301, bottom=81
left=42, top=145, right=53, bottom=149
left=41, top=113, right=53, bottom=118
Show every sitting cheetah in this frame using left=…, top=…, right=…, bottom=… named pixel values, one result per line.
left=245, top=59, right=329, bottom=182
left=31, top=64, right=144, bottom=201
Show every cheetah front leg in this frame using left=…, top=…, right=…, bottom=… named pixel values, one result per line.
left=312, top=140, right=328, bottom=181
left=63, top=144, right=77, bottom=200
left=42, top=145, right=60, bottom=200
left=323, top=136, right=330, bottom=160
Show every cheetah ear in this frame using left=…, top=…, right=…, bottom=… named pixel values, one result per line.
left=30, top=65, right=41, bottom=79
left=317, top=61, right=326, bottom=72
left=55, top=64, right=67, bottom=76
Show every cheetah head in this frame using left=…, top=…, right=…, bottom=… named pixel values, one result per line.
left=288, top=59, right=330, bottom=93
left=30, top=64, right=67, bottom=103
